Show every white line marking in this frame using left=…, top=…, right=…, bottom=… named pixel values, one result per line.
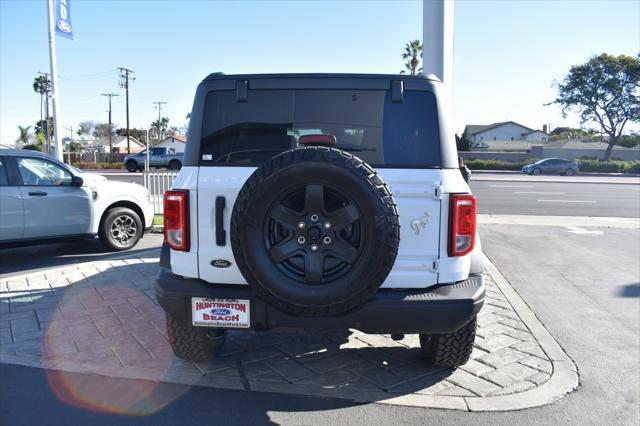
left=537, top=199, right=596, bottom=203
left=515, top=191, right=566, bottom=195
left=489, top=185, right=535, bottom=188
left=564, top=226, right=604, bottom=235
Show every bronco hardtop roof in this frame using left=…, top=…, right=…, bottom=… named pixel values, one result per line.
left=198, top=73, right=442, bottom=92
left=202, top=72, right=441, bottom=83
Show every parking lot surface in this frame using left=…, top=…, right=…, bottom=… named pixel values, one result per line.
left=0, top=250, right=576, bottom=412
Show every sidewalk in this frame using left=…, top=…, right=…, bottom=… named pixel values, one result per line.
left=0, top=253, right=577, bottom=412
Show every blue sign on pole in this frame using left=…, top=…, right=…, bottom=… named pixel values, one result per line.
left=55, top=0, right=73, bottom=39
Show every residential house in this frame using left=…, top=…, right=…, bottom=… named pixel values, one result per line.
left=155, top=135, right=186, bottom=154
left=87, top=136, right=146, bottom=153
left=464, top=121, right=549, bottom=147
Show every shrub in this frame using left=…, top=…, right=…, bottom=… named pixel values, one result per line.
left=465, top=158, right=640, bottom=174
left=72, top=162, right=123, bottom=170
left=464, top=159, right=535, bottom=171
left=576, top=159, right=640, bottom=174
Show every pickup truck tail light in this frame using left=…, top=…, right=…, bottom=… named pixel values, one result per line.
left=164, top=190, right=189, bottom=251
left=448, top=194, right=477, bottom=257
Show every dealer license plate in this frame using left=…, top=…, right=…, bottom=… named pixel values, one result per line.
left=191, top=298, right=251, bottom=328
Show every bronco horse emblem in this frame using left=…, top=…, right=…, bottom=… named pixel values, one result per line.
left=410, top=213, right=430, bottom=235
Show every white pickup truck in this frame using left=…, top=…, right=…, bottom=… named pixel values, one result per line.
left=0, top=149, right=154, bottom=250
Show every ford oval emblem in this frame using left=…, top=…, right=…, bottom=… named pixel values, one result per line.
left=57, top=21, right=72, bottom=33
left=211, top=259, right=232, bottom=268
left=211, top=308, right=231, bottom=315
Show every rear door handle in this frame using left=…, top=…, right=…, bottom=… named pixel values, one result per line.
left=215, top=196, right=226, bottom=246
left=28, top=191, right=47, bottom=196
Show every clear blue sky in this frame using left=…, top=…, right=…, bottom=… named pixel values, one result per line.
left=1, top=0, right=638, bottom=146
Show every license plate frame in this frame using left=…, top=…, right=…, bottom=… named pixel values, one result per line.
left=191, top=297, right=251, bottom=328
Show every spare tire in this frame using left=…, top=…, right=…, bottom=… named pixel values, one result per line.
left=230, top=147, right=400, bottom=317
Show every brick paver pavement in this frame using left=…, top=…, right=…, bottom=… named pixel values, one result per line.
left=0, top=253, right=576, bottom=410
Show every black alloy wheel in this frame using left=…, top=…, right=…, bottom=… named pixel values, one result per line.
left=265, top=183, right=363, bottom=285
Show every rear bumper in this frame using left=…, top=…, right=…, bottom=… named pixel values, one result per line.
left=155, top=268, right=485, bottom=335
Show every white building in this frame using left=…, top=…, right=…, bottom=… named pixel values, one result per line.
left=464, top=121, right=548, bottom=146
left=155, top=135, right=186, bottom=154
left=88, top=136, right=146, bottom=153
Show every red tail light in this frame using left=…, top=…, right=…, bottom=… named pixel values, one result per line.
left=164, top=190, right=189, bottom=251
left=448, top=194, right=477, bottom=257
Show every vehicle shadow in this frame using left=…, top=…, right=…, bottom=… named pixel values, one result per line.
left=619, top=282, right=640, bottom=298
left=0, top=234, right=162, bottom=276
left=0, top=259, right=456, bottom=422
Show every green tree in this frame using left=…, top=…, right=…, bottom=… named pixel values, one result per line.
left=115, top=127, right=146, bottom=141
left=76, top=120, right=96, bottom=140
left=150, top=117, right=170, bottom=143
left=400, top=40, right=423, bottom=75
left=35, top=118, right=53, bottom=137
left=551, top=53, right=640, bottom=160
left=16, top=125, right=32, bottom=146
left=455, top=131, right=472, bottom=151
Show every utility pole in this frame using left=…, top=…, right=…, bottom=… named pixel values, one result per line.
left=153, top=101, right=167, bottom=145
left=101, top=93, right=119, bottom=161
left=36, top=72, right=52, bottom=154
left=117, top=67, right=135, bottom=154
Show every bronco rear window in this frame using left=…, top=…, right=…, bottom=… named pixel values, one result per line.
left=200, top=89, right=441, bottom=167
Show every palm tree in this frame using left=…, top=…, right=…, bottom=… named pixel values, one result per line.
left=401, top=40, right=423, bottom=75
left=33, top=75, right=50, bottom=150
left=16, top=125, right=32, bottom=146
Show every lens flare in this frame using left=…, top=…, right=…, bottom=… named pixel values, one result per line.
left=42, top=285, right=196, bottom=416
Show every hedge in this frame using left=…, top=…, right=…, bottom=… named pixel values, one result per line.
left=464, top=159, right=536, bottom=171
left=72, top=162, right=123, bottom=170
left=577, top=160, right=640, bottom=174
left=465, top=159, right=640, bottom=174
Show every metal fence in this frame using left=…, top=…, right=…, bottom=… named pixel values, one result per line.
left=143, top=171, right=178, bottom=214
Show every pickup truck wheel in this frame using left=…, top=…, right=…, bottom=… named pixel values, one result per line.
left=166, top=313, right=226, bottom=362
left=419, top=318, right=477, bottom=367
left=99, top=207, right=143, bottom=251
left=168, top=160, right=182, bottom=170
left=231, top=147, right=400, bottom=317
left=126, top=160, right=138, bottom=172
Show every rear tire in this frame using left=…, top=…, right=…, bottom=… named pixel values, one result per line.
left=166, top=313, right=226, bottom=362
left=419, top=318, right=477, bottom=367
left=168, top=160, right=182, bottom=171
left=126, top=160, right=138, bottom=173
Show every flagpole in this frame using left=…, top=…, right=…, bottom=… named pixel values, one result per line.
left=47, top=0, right=64, bottom=162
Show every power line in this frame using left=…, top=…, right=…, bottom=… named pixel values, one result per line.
left=117, top=67, right=135, bottom=154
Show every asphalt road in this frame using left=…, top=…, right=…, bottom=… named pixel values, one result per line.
left=0, top=233, right=164, bottom=278
left=470, top=180, right=640, bottom=217
left=96, top=170, right=640, bottom=218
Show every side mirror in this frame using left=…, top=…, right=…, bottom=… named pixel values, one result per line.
left=71, top=175, right=84, bottom=187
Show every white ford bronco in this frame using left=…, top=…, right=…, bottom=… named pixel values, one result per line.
left=156, top=73, right=484, bottom=367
